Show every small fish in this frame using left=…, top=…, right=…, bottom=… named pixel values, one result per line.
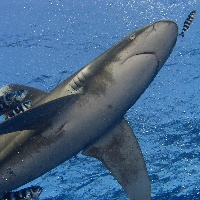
left=0, top=89, right=28, bottom=115
left=0, top=93, right=17, bottom=113
left=179, top=10, right=196, bottom=37
left=14, top=89, right=28, bottom=101
left=5, top=100, right=32, bottom=120
left=2, top=186, right=42, bottom=200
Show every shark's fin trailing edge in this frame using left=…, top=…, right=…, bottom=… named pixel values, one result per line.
left=83, top=119, right=151, bottom=200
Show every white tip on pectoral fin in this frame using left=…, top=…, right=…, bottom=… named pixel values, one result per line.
left=83, top=119, right=151, bottom=200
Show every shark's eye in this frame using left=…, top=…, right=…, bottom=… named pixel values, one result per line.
left=130, top=34, right=136, bottom=40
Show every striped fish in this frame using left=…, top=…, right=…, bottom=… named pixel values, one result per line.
left=2, top=186, right=42, bottom=200
left=0, top=89, right=28, bottom=115
left=5, top=100, right=32, bottom=120
left=14, top=89, right=28, bottom=101
left=179, top=10, right=196, bottom=37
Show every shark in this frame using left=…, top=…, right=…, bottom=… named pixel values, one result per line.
left=0, top=20, right=178, bottom=199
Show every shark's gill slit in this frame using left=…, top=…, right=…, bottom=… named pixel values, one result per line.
left=69, top=82, right=77, bottom=91
left=72, top=78, right=79, bottom=88
left=76, top=74, right=83, bottom=84
left=80, top=71, right=87, bottom=82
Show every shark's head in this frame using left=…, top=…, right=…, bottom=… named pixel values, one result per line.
left=122, top=20, right=178, bottom=70
left=111, top=20, right=178, bottom=109
left=83, top=20, right=178, bottom=113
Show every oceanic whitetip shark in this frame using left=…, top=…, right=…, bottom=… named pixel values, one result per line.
left=0, top=20, right=178, bottom=199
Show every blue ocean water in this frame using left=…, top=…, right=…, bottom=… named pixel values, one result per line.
left=0, top=0, right=199, bottom=199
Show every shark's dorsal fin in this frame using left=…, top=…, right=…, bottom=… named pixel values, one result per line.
left=83, top=119, right=151, bottom=200
left=0, top=84, right=47, bottom=105
left=0, top=94, right=79, bottom=135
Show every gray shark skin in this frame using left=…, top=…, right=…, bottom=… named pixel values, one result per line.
left=0, top=20, right=178, bottom=199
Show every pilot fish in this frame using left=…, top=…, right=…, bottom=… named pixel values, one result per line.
left=179, top=10, right=196, bottom=37
left=5, top=100, right=32, bottom=120
left=0, top=89, right=28, bottom=115
left=13, top=89, right=28, bottom=101
left=2, top=186, right=42, bottom=200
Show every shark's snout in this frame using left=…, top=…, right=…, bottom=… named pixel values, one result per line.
left=144, top=20, right=178, bottom=69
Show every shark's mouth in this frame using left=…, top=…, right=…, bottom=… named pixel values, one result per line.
left=129, top=52, right=160, bottom=70
left=138, top=52, right=160, bottom=61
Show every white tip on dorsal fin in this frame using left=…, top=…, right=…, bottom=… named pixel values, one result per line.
left=83, top=119, right=151, bottom=200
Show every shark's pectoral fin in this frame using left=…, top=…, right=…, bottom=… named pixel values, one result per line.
left=83, top=119, right=151, bottom=200
left=0, top=94, right=79, bottom=135
left=0, top=84, right=47, bottom=104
